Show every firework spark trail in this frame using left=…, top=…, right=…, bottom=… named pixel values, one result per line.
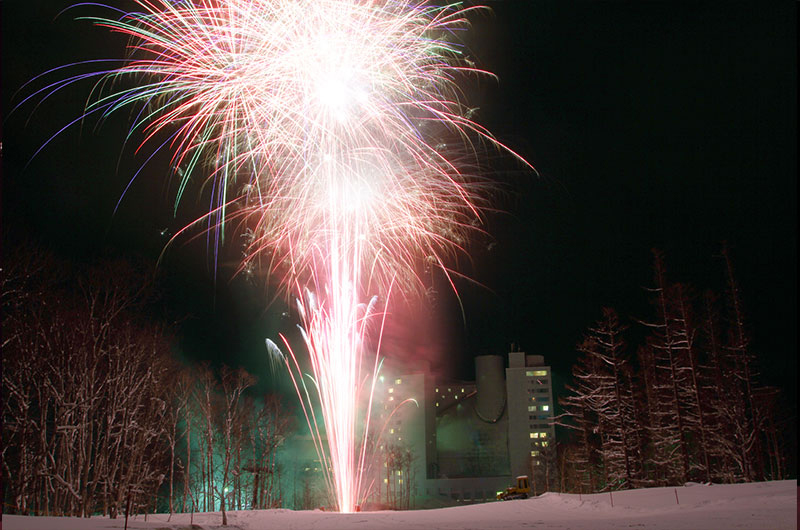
left=29, top=0, right=531, bottom=512
left=50, top=0, right=523, bottom=290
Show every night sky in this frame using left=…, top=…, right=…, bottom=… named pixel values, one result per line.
left=2, top=2, right=796, bottom=409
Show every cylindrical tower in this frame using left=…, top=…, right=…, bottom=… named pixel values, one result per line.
left=475, top=355, right=505, bottom=422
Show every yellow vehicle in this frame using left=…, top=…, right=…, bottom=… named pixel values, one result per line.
left=497, top=475, right=530, bottom=501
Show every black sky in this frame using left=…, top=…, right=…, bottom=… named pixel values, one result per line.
left=2, top=2, right=796, bottom=404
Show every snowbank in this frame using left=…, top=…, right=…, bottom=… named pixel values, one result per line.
left=4, top=479, right=796, bottom=530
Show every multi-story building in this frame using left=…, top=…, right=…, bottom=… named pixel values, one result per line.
left=368, top=351, right=556, bottom=508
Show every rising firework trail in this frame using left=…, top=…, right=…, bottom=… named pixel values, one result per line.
left=24, top=0, right=531, bottom=512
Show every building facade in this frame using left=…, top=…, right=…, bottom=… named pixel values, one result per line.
left=369, top=351, right=556, bottom=508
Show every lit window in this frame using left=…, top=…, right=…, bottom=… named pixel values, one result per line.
left=455, top=394, right=458, bottom=399
left=379, top=376, right=385, bottom=383
left=540, top=432, right=547, bottom=438
left=435, top=388, right=439, bottom=393
left=398, top=479, right=403, bottom=484
left=388, top=388, right=394, bottom=393
left=530, top=451, right=540, bottom=457
left=390, top=428, right=394, bottom=434
left=388, top=396, right=394, bottom=401
left=461, top=388, right=465, bottom=393
left=528, top=405, right=537, bottom=412
left=530, top=432, right=539, bottom=439
left=384, top=478, right=388, bottom=483
left=397, top=470, right=402, bottom=475
left=396, top=378, right=402, bottom=385
left=542, top=441, right=549, bottom=447
left=542, top=405, right=550, bottom=412
left=448, top=388, right=451, bottom=392
left=436, top=403, right=439, bottom=407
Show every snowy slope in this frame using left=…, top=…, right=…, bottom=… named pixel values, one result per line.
left=4, top=479, right=796, bottom=530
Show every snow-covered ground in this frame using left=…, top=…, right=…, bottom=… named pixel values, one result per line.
left=4, top=480, right=796, bottom=530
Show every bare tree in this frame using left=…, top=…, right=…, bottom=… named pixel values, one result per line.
left=214, top=366, right=255, bottom=525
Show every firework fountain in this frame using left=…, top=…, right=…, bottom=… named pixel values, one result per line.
left=29, top=0, right=529, bottom=512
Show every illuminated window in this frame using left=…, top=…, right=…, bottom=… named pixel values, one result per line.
left=542, top=405, right=550, bottom=412
left=435, top=388, right=439, bottom=393
left=531, top=451, right=540, bottom=457
left=436, top=403, right=439, bottom=407
left=448, top=388, right=451, bottom=392
left=461, top=388, right=465, bottom=393
left=379, top=376, right=385, bottom=383
left=540, top=432, right=547, bottom=438
left=528, top=405, right=537, bottom=412
left=397, top=470, right=402, bottom=475
left=388, top=388, right=394, bottom=393
left=542, top=441, right=549, bottom=447
left=388, top=396, right=394, bottom=401
left=384, top=478, right=388, bottom=483
left=530, top=432, right=539, bottom=439
left=396, top=378, right=402, bottom=384
left=390, top=428, right=394, bottom=434
left=398, top=479, right=403, bottom=484
left=455, top=394, right=458, bottom=399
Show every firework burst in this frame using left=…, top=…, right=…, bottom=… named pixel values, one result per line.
left=26, top=0, right=530, bottom=512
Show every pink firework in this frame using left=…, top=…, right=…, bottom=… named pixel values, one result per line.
left=31, top=0, right=530, bottom=512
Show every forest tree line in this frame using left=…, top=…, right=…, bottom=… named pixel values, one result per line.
left=555, top=246, right=792, bottom=493
left=2, top=244, right=291, bottom=521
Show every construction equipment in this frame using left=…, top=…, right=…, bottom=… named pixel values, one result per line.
left=496, top=475, right=530, bottom=501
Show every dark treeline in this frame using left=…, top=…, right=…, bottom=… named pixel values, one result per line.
left=556, top=246, right=792, bottom=493
left=2, top=243, right=291, bottom=521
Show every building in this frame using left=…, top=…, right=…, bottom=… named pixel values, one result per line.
left=369, top=351, right=556, bottom=508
